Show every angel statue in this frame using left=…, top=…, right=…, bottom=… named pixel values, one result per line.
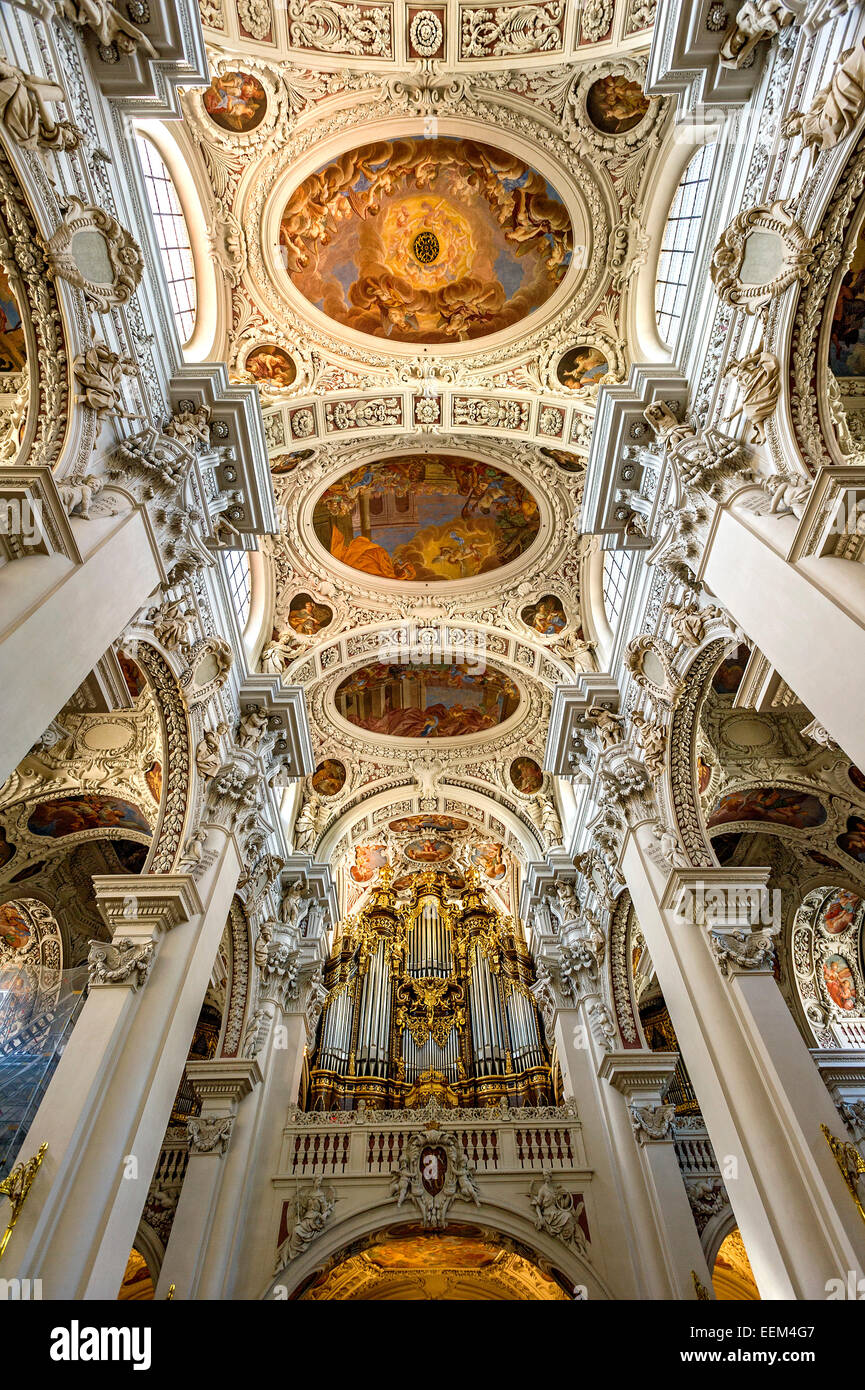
left=274, top=1176, right=336, bottom=1271
left=529, top=1169, right=587, bottom=1253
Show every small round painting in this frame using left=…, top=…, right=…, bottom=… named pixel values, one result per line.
left=271, top=450, right=313, bottom=475
left=557, top=346, right=610, bottom=391
left=849, top=765, right=865, bottom=794
left=521, top=595, right=567, bottom=636
left=540, top=447, right=586, bottom=474
left=823, top=954, right=857, bottom=1011
left=350, top=845, right=387, bottom=883
left=470, top=843, right=506, bottom=879
left=245, top=345, right=296, bottom=388
left=510, top=756, right=543, bottom=794
left=312, top=760, right=346, bottom=798
left=0, top=825, right=14, bottom=869
left=405, top=838, right=453, bottom=863
left=837, top=815, right=865, bottom=863
left=288, top=593, right=332, bottom=637
left=586, top=76, right=650, bottom=135
left=820, top=889, right=862, bottom=936
left=203, top=71, right=267, bottom=133
left=0, top=903, right=30, bottom=952
left=712, top=644, right=751, bottom=695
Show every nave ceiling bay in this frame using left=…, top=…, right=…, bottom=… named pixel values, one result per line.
left=175, top=29, right=668, bottom=397
left=161, top=7, right=667, bottom=926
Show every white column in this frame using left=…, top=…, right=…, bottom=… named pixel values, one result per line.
left=550, top=997, right=665, bottom=1299
left=208, top=996, right=309, bottom=1299
left=622, top=829, right=865, bottom=1298
left=153, top=1058, right=261, bottom=1300
left=702, top=500, right=865, bottom=765
left=3, top=832, right=242, bottom=1299
left=600, top=1051, right=713, bottom=1299
left=0, top=507, right=160, bottom=782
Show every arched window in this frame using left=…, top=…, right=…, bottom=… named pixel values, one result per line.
left=223, top=549, right=251, bottom=632
left=602, top=548, right=633, bottom=630
left=655, top=142, right=717, bottom=347
left=136, top=135, right=197, bottom=344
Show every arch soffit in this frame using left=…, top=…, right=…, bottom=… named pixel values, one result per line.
left=260, top=1198, right=613, bottom=1302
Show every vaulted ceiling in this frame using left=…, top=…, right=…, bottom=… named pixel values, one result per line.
left=174, top=0, right=669, bottom=906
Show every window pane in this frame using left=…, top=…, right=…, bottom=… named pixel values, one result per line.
left=136, top=136, right=197, bottom=344
left=655, top=142, right=717, bottom=346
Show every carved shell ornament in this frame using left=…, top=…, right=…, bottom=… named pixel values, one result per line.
left=42, top=197, right=143, bottom=313
left=710, top=200, right=813, bottom=314
left=624, top=635, right=683, bottom=709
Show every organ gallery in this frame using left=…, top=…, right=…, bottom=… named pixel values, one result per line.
left=1, top=0, right=865, bottom=1324
left=308, top=869, right=552, bottom=1111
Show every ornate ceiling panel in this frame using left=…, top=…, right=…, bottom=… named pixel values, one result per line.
left=197, top=0, right=657, bottom=70
left=170, top=6, right=668, bottom=910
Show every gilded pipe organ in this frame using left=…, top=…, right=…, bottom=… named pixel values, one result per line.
left=307, top=868, right=552, bottom=1110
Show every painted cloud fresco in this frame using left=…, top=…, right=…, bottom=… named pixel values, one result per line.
left=313, top=455, right=539, bottom=582
left=335, top=662, right=520, bottom=738
left=280, top=136, right=573, bottom=344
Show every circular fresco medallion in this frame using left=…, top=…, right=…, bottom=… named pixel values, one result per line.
left=470, top=843, right=507, bottom=879
left=245, top=344, right=296, bottom=387
left=819, top=889, right=862, bottom=936
left=823, top=953, right=857, bottom=1011
left=288, top=593, right=332, bottom=637
left=0, top=902, right=31, bottom=953
left=540, top=447, right=586, bottom=473
left=313, top=454, right=540, bottom=583
left=202, top=71, right=267, bottom=133
left=335, top=661, right=520, bottom=739
left=311, top=759, right=346, bottom=798
left=510, top=756, right=543, bottom=794
left=0, top=266, right=25, bottom=375
left=405, top=838, right=453, bottom=863
left=521, top=595, right=567, bottom=636
left=586, top=76, right=650, bottom=135
left=350, top=845, right=387, bottom=883
left=557, top=345, right=610, bottom=391
left=279, top=135, right=574, bottom=344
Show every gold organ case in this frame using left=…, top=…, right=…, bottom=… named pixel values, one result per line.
left=306, top=867, right=552, bottom=1110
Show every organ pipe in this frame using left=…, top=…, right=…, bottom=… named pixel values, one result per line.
left=307, top=866, right=552, bottom=1110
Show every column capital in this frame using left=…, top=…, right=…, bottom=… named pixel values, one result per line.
left=599, top=1050, right=680, bottom=1101
left=186, top=1116, right=235, bottom=1158
left=186, top=1058, right=263, bottom=1104
left=661, top=866, right=779, bottom=978
left=92, top=874, right=203, bottom=936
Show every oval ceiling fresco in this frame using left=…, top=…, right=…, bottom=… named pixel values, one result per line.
left=279, top=136, right=574, bottom=344
left=313, top=455, right=540, bottom=582
left=334, top=662, right=520, bottom=738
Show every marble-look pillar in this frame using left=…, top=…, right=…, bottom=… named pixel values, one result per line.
left=153, top=1058, right=261, bottom=1300
left=0, top=506, right=160, bottom=783
left=4, top=831, right=242, bottom=1298
left=621, top=832, right=865, bottom=1298
left=600, top=1050, right=713, bottom=1299
left=702, top=499, right=865, bottom=766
